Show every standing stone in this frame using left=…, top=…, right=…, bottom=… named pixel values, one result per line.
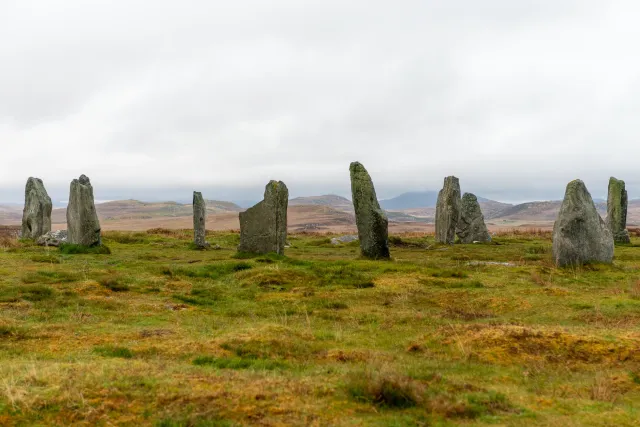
left=21, top=177, right=52, bottom=240
left=238, top=181, right=288, bottom=255
left=552, top=179, right=614, bottom=267
left=66, top=175, right=101, bottom=246
left=350, top=162, right=390, bottom=259
left=435, top=176, right=461, bottom=244
left=606, top=177, right=630, bottom=244
left=192, top=191, right=209, bottom=249
left=456, top=193, right=491, bottom=243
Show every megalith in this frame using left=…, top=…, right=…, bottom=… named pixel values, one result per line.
left=606, top=177, right=630, bottom=244
left=350, top=162, right=390, bottom=259
left=21, top=177, right=52, bottom=239
left=435, top=176, right=461, bottom=244
left=552, top=179, right=614, bottom=266
left=193, top=191, right=209, bottom=249
left=456, top=193, right=491, bottom=243
left=66, top=175, right=101, bottom=246
left=238, top=181, right=288, bottom=255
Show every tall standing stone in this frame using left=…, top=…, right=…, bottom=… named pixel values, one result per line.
left=435, top=176, right=461, bottom=244
left=66, top=175, right=101, bottom=246
left=21, top=177, right=52, bottom=240
left=456, top=193, right=491, bottom=243
left=350, top=162, right=390, bottom=259
left=192, top=191, right=209, bottom=249
left=606, top=177, right=630, bottom=244
left=552, top=179, right=614, bottom=267
left=238, top=181, right=288, bottom=255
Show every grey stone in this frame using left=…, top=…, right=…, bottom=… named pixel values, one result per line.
left=192, top=191, right=209, bottom=249
left=435, top=176, right=461, bottom=244
left=350, top=162, right=390, bottom=259
left=66, top=175, right=101, bottom=246
left=552, top=179, right=614, bottom=267
left=238, top=181, right=288, bottom=255
left=456, top=193, right=491, bottom=244
left=21, top=177, right=52, bottom=240
left=330, top=235, right=359, bottom=245
left=606, top=177, right=630, bottom=244
left=36, top=230, right=67, bottom=247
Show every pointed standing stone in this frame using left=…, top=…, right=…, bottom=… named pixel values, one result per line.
left=66, top=175, right=101, bottom=246
left=552, top=179, right=613, bottom=267
left=606, top=177, right=630, bottom=244
left=350, top=162, right=390, bottom=259
left=193, top=191, right=209, bottom=249
left=435, top=176, right=461, bottom=244
left=21, top=177, right=52, bottom=240
left=456, top=193, right=491, bottom=243
left=238, top=181, right=288, bottom=255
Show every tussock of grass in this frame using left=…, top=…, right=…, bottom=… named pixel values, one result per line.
left=97, top=275, right=130, bottom=292
left=21, top=269, right=80, bottom=284
left=192, top=356, right=288, bottom=370
left=30, top=254, right=62, bottom=264
left=103, top=231, right=148, bottom=244
left=59, top=243, right=111, bottom=254
left=176, top=262, right=252, bottom=280
left=94, top=345, right=134, bottom=359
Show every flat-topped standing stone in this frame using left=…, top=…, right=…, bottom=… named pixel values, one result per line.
left=456, top=193, right=491, bottom=243
left=435, top=176, right=461, bottom=244
left=21, top=177, right=52, bottom=239
left=606, top=177, right=630, bottom=244
left=66, top=174, right=101, bottom=246
left=350, top=162, right=390, bottom=259
left=552, top=179, right=614, bottom=267
left=193, top=191, right=209, bottom=249
left=238, top=181, right=288, bottom=255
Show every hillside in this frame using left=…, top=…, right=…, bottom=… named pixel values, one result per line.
left=380, top=191, right=439, bottom=210
left=288, top=195, right=354, bottom=213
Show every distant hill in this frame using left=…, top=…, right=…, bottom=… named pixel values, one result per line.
left=0, top=204, right=22, bottom=224
left=380, top=191, right=439, bottom=210
left=289, top=195, right=354, bottom=213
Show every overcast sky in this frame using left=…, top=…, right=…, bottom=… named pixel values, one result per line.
left=1, top=0, right=639, bottom=204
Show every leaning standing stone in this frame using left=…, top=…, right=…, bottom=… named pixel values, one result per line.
left=606, top=177, right=630, bottom=244
left=350, top=162, right=390, bottom=259
left=552, top=179, right=614, bottom=266
left=192, top=191, right=209, bottom=249
left=66, top=175, right=101, bottom=246
left=435, top=176, right=461, bottom=244
left=456, top=193, right=491, bottom=243
left=21, top=177, right=52, bottom=240
left=238, top=181, right=288, bottom=255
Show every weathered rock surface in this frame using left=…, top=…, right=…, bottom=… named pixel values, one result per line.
left=37, top=230, right=68, bottom=247
left=21, top=177, right=52, bottom=240
left=238, top=181, right=288, bottom=255
left=350, top=162, right=390, bottom=259
left=552, top=179, right=614, bottom=267
left=330, top=235, right=359, bottom=245
left=66, top=175, right=101, bottom=246
left=606, top=177, right=630, bottom=244
left=192, top=191, right=209, bottom=249
left=435, top=176, right=461, bottom=244
left=456, top=193, right=491, bottom=243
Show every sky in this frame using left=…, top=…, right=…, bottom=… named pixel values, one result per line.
left=1, top=0, right=639, bottom=205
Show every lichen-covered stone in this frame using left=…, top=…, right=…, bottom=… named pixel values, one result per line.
left=435, top=176, right=461, bottom=244
left=193, top=191, right=209, bottom=249
left=37, top=230, right=67, bottom=247
left=606, top=177, right=630, bottom=244
left=21, top=177, right=52, bottom=240
left=238, top=181, right=288, bottom=255
left=66, top=175, right=101, bottom=246
left=350, top=162, right=390, bottom=259
left=456, top=193, right=491, bottom=243
left=552, top=179, right=613, bottom=267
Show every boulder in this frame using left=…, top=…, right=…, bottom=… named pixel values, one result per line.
left=21, top=177, right=52, bottom=240
left=37, top=230, right=68, bottom=247
left=606, top=177, right=630, bottom=244
left=350, top=162, right=390, bottom=259
left=66, top=175, right=101, bottom=246
left=552, top=179, right=614, bottom=266
left=192, top=191, right=209, bottom=249
left=330, top=235, right=359, bottom=245
left=435, top=176, right=461, bottom=244
left=238, top=181, right=288, bottom=255
left=456, top=193, right=491, bottom=243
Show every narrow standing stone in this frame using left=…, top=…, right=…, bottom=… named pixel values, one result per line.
left=21, top=177, right=52, bottom=240
left=456, top=193, right=491, bottom=243
left=66, top=175, right=101, bottom=246
left=350, top=162, right=390, bottom=259
left=606, top=177, right=630, bottom=244
left=192, top=191, right=209, bottom=249
left=238, top=181, right=288, bottom=255
left=435, top=176, right=461, bottom=244
left=552, top=179, right=614, bottom=266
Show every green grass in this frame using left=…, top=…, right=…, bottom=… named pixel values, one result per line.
left=0, top=230, right=639, bottom=425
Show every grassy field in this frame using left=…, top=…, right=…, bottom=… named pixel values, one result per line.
left=1, top=229, right=639, bottom=426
